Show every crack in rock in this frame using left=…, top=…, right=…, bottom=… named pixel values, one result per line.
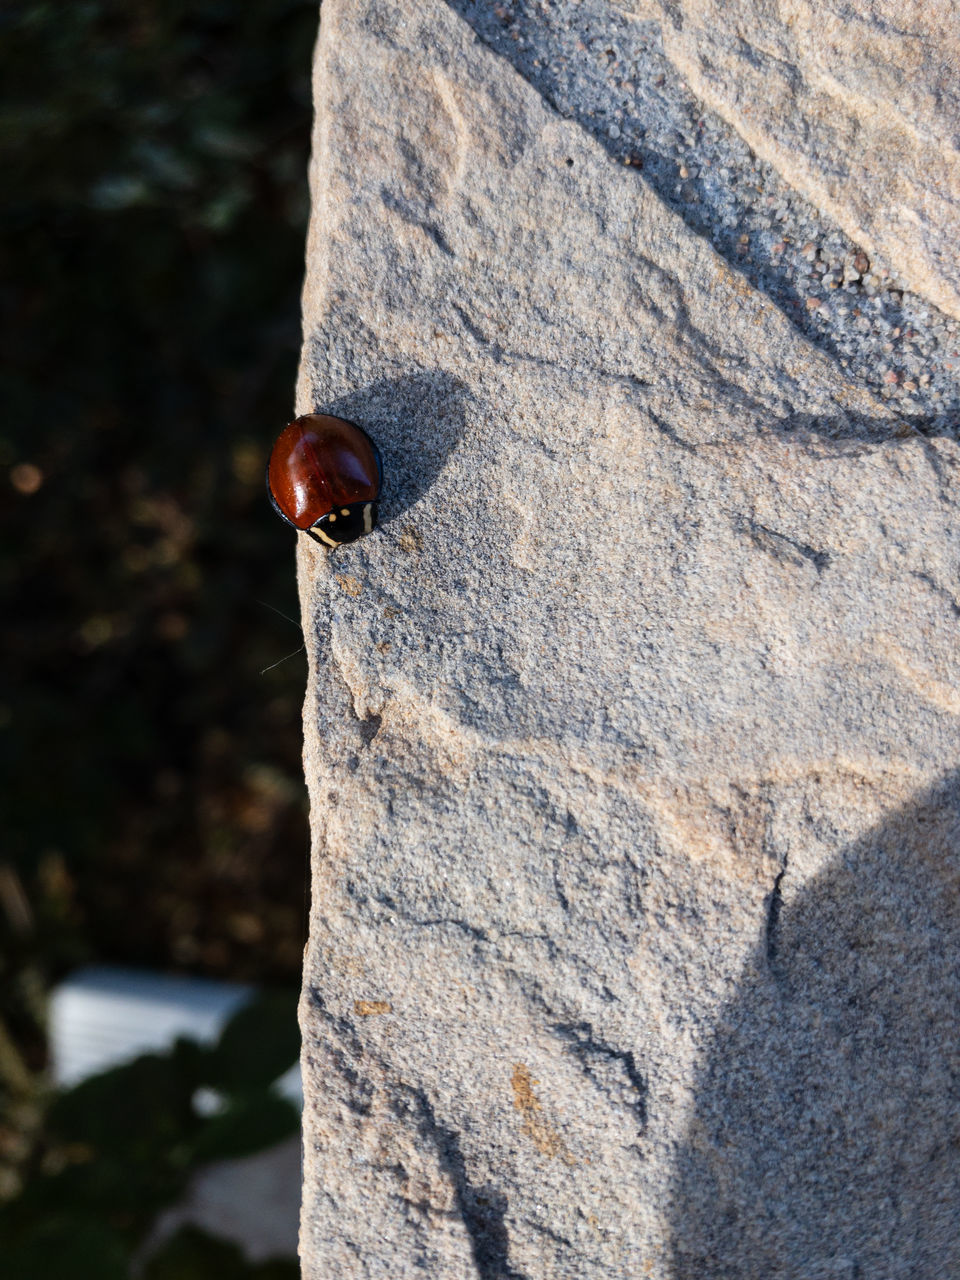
left=551, top=1021, right=648, bottom=1136
left=405, top=1087, right=531, bottom=1280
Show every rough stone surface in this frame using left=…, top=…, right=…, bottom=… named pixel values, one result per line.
left=614, top=0, right=960, bottom=322
left=450, top=0, right=960, bottom=422
left=295, top=2, right=960, bottom=1276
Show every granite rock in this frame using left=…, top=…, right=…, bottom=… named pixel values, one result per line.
left=614, top=0, right=960, bottom=320
left=295, top=2, right=960, bottom=1275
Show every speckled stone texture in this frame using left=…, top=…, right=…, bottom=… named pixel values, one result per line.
left=615, top=0, right=960, bottom=322
left=295, top=2, right=960, bottom=1276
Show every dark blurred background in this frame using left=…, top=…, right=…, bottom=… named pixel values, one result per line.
left=1, top=0, right=319, bottom=1269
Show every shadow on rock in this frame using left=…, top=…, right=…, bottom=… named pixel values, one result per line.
left=670, top=770, right=960, bottom=1280
left=321, top=371, right=471, bottom=528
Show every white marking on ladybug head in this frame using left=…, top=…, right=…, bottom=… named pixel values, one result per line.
left=363, top=503, right=373, bottom=534
left=341, top=508, right=350, bottom=516
left=311, top=524, right=338, bottom=548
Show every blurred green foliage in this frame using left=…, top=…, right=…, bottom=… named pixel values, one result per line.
left=0, top=991, right=301, bottom=1278
left=0, top=0, right=319, bottom=1230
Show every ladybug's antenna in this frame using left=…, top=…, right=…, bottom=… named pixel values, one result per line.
left=260, top=643, right=306, bottom=676
left=256, top=598, right=302, bottom=631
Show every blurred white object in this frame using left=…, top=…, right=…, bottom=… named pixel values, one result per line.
left=145, top=1135, right=302, bottom=1264
left=49, top=964, right=302, bottom=1106
left=50, top=965, right=302, bottom=1262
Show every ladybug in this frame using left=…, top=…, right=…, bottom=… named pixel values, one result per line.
left=267, top=413, right=382, bottom=547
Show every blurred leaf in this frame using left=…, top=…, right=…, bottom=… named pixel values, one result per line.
left=143, top=1224, right=300, bottom=1279
left=188, top=1090, right=299, bottom=1165
left=49, top=1052, right=198, bottom=1151
left=0, top=1216, right=129, bottom=1280
left=142, top=1225, right=249, bottom=1280
left=4, top=995, right=301, bottom=1258
left=252, top=1260, right=301, bottom=1280
left=16, top=1050, right=203, bottom=1228
left=205, top=989, right=300, bottom=1093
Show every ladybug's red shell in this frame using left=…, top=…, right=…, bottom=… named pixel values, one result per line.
left=268, top=414, right=380, bottom=528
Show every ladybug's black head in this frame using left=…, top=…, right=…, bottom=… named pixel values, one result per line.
left=307, top=501, right=378, bottom=548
